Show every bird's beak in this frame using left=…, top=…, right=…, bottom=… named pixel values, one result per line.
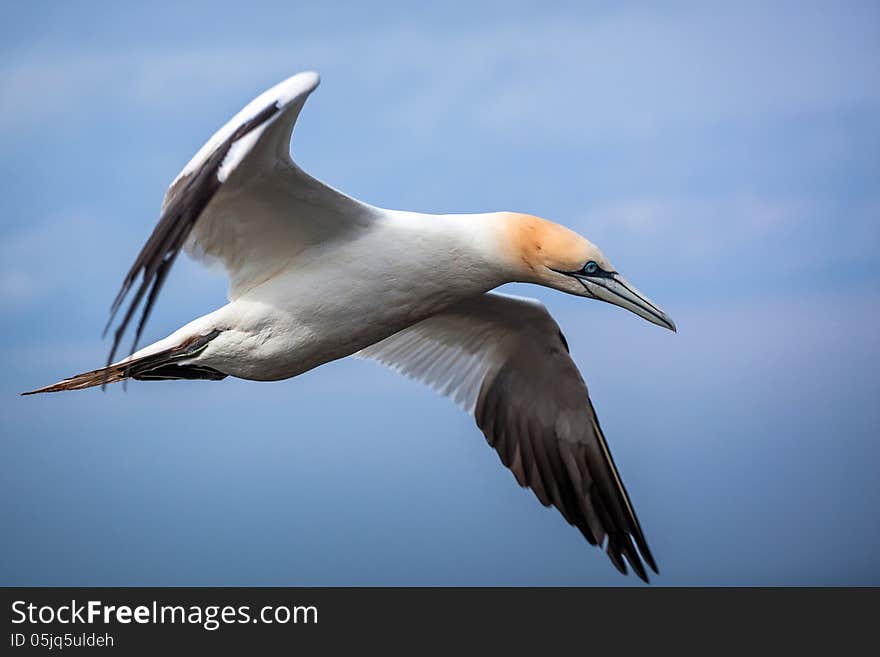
left=574, top=272, right=676, bottom=332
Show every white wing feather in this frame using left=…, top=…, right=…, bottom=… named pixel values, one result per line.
left=105, top=71, right=375, bottom=361
left=164, top=71, right=374, bottom=298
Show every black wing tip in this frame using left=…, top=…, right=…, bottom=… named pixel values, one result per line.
left=630, top=526, right=659, bottom=575
left=605, top=537, right=654, bottom=584
left=642, top=547, right=659, bottom=575
left=628, top=547, right=658, bottom=582
left=627, top=553, right=650, bottom=584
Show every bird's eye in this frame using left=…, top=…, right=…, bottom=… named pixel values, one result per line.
left=583, top=261, right=598, bottom=274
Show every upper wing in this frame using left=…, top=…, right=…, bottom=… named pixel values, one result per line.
left=357, top=292, right=658, bottom=582
left=106, top=71, right=373, bottom=366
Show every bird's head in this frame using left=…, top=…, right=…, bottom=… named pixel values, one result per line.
left=499, top=212, right=676, bottom=332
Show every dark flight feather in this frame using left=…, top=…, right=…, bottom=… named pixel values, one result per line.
left=373, top=294, right=660, bottom=582
left=102, top=102, right=281, bottom=371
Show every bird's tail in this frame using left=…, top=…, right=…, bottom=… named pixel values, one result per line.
left=21, top=330, right=226, bottom=395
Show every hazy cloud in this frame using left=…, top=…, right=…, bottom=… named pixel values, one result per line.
left=581, top=194, right=809, bottom=263
left=2, top=4, right=878, bottom=138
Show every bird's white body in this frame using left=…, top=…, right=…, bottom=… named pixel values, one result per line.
left=26, top=72, right=676, bottom=582
left=180, top=209, right=510, bottom=381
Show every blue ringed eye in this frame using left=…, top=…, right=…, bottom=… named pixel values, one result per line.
left=584, top=261, right=598, bottom=274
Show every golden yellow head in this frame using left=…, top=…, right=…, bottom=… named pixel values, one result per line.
left=498, top=212, right=610, bottom=287
left=494, top=212, right=676, bottom=331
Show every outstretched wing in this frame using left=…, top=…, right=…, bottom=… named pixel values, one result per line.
left=105, top=71, right=373, bottom=367
left=357, top=292, right=658, bottom=582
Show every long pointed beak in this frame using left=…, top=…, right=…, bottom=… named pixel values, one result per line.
left=574, top=273, right=677, bottom=332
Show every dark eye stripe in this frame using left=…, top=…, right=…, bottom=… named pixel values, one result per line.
left=577, top=261, right=617, bottom=279
left=550, top=263, right=617, bottom=279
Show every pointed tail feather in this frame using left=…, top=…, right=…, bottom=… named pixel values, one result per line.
left=22, top=361, right=136, bottom=395
left=21, top=330, right=226, bottom=396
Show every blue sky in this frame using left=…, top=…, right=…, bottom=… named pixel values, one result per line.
left=1, top=1, right=878, bottom=585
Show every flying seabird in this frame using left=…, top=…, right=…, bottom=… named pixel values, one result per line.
left=24, top=72, right=676, bottom=582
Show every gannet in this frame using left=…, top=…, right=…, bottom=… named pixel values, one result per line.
left=23, top=72, right=676, bottom=582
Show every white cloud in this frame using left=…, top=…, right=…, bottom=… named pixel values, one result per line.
left=572, top=191, right=880, bottom=283
left=0, top=213, right=128, bottom=308
left=0, top=270, right=38, bottom=304
left=1, top=5, right=877, bottom=138
left=578, top=194, right=809, bottom=264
